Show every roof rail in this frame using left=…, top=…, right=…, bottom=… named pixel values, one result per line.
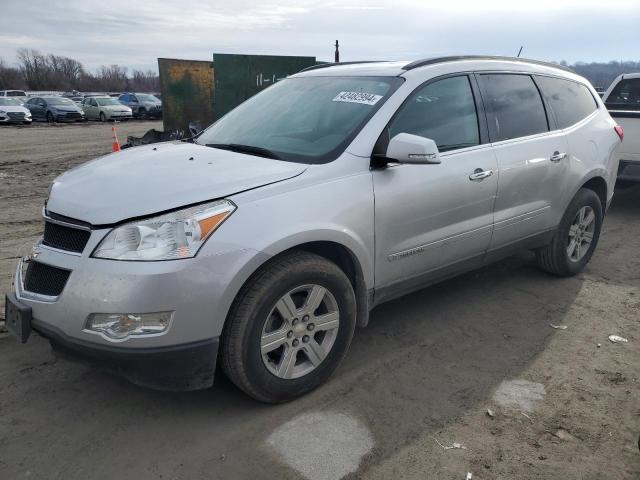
left=402, top=56, right=574, bottom=73
left=299, top=61, right=390, bottom=73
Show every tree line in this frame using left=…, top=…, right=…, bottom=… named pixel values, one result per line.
left=1, top=49, right=639, bottom=93
left=559, top=60, right=640, bottom=90
left=0, top=49, right=160, bottom=92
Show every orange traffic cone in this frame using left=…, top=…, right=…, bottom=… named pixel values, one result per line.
left=111, top=125, right=120, bottom=152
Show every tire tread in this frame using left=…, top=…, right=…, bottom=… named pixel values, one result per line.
left=220, top=250, right=353, bottom=403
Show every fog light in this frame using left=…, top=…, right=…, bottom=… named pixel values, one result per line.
left=86, top=312, right=173, bottom=340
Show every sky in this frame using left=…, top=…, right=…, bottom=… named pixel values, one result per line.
left=1, top=0, right=639, bottom=73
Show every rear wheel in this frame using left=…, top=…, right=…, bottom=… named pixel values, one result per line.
left=535, top=188, right=603, bottom=276
left=221, top=251, right=357, bottom=403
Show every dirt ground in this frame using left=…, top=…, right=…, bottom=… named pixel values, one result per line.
left=0, top=122, right=638, bottom=480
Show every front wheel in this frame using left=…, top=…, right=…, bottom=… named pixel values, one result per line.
left=535, top=188, right=603, bottom=276
left=221, top=251, right=357, bottom=403
left=46, top=112, right=55, bottom=123
left=99, top=112, right=106, bottom=122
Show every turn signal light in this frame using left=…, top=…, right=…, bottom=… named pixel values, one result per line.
left=614, top=125, right=624, bottom=141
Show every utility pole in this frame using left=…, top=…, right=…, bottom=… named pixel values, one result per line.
left=517, top=46, right=523, bottom=58
left=335, top=40, right=340, bottom=63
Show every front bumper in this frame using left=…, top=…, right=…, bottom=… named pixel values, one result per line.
left=0, top=115, right=31, bottom=123
left=55, top=113, right=85, bottom=122
left=106, top=111, right=133, bottom=120
left=37, top=314, right=219, bottom=391
left=6, top=290, right=218, bottom=390
left=617, top=160, right=640, bottom=182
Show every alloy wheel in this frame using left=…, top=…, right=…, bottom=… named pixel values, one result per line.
left=261, top=284, right=340, bottom=379
left=567, top=206, right=596, bottom=262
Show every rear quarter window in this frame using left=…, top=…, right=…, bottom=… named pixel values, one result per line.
left=536, top=76, right=598, bottom=128
left=479, top=74, right=549, bottom=142
left=605, top=78, right=640, bottom=111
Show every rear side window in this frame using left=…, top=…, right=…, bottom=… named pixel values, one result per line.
left=389, top=75, right=480, bottom=152
left=479, top=74, right=548, bottom=142
left=605, top=78, right=640, bottom=111
left=536, top=76, right=598, bottom=128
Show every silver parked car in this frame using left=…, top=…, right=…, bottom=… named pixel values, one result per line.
left=81, top=96, right=133, bottom=122
left=118, top=92, right=162, bottom=118
left=5, top=56, right=622, bottom=402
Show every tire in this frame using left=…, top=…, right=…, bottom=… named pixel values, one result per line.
left=535, top=188, right=603, bottom=276
left=99, top=112, right=106, bottom=122
left=221, top=251, right=357, bottom=403
left=46, top=111, right=54, bottom=123
left=137, top=108, right=146, bottom=119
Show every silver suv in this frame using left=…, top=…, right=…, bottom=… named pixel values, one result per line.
left=5, top=56, right=622, bottom=402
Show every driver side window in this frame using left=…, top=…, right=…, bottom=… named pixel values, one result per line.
left=389, top=75, right=480, bottom=152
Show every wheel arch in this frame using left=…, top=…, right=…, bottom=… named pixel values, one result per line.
left=223, top=238, right=372, bottom=333
left=580, top=175, right=608, bottom=211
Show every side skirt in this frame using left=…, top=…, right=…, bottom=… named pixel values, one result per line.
left=370, top=228, right=556, bottom=311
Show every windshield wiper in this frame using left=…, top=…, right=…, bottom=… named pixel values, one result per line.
left=205, top=143, right=281, bottom=160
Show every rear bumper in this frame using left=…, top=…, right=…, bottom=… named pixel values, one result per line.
left=33, top=317, right=219, bottom=391
left=617, top=160, right=640, bottom=182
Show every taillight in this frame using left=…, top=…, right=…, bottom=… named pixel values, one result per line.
left=614, top=125, right=624, bottom=141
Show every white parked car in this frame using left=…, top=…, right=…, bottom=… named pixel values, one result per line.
left=602, top=73, right=640, bottom=182
left=0, top=90, right=28, bottom=104
left=0, top=97, right=32, bottom=124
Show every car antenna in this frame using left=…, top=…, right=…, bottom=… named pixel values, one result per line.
left=517, top=46, right=523, bottom=58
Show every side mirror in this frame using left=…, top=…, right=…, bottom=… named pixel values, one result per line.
left=188, top=121, right=203, bottom=137
left=386, top=133, right=441, bottom=164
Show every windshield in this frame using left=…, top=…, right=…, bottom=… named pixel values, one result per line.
left=196, top=76, right=402, bottom=163
left=137, top=94, right=159, bottom=102
left=46, top=97, right=76, bottom=106
left=6, top=91, right=26, bottom=97
left=0, top=98, right=22, bottom=106
left=96, top=97, right=123, bottom=106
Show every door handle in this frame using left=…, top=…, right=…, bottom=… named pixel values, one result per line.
left=550, top=151, right=567, bottom=163
left=469, top=168, right=494, bottom=181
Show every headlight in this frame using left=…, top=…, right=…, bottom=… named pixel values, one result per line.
left=93, top=199, right=235, bottom=261
left=0, top=110, right=6, bottom=115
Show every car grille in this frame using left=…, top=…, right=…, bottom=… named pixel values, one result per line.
left=23, top=261, right=71, bottom=296
left=43, top=221, right=91, bottom=253
left=64, top=112, right=81, bottom=119
left=7, top=112, right=25, bottom=120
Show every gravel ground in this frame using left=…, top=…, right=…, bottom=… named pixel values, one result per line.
left=0, top=122, right=638, bottom=479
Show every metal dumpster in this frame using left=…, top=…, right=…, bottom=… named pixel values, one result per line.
left=158, top=58, right=214, bottom=134
left=158, top=53, right=316, bottom=134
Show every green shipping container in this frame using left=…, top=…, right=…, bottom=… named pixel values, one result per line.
left=212, top=53, right=316, bottom=120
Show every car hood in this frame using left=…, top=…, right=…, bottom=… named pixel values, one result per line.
left=47, top=142, right=307, bottom=225
left=0, top=105, right=30, bottom=114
